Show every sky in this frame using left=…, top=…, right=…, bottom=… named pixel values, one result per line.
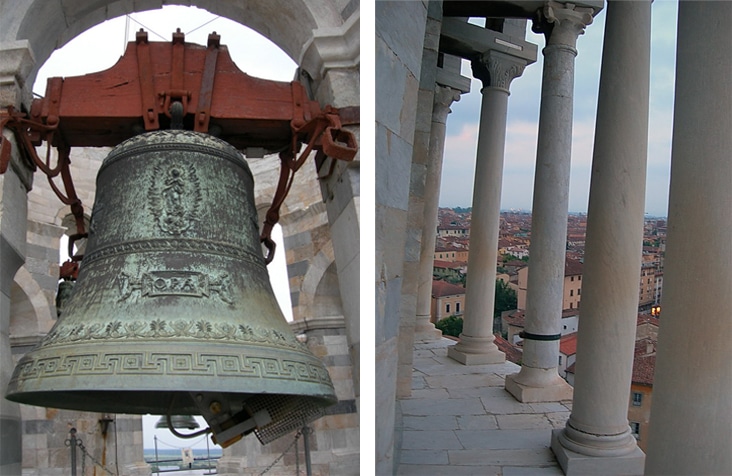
left=35, top=5, right=299, bottom=450
left=439, top=1, right=679, bottom=217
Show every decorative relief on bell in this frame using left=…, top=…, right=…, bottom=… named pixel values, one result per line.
left=11, top=352, right=333, bottom=386
left=37, top=317, right=308, bottom=349
left=117, top=270, right=232, bottom=303
left=150, top=163, right=201, bottom=235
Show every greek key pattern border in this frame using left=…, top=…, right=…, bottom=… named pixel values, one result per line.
left=82, top=238, right=265, bottom=269
left=40, top=319, right=305, bottom=351
left=12, top=352, right=332, bottom=386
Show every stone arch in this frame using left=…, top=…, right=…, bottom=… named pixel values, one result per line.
left=10, top=266, right=55, bottom=340
left=298, top=242, right=343, bottom=318
left=1, top=0, right=358, bottom=101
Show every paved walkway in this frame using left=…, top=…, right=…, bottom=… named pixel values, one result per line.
left=397, top=338, right=571, bottom=476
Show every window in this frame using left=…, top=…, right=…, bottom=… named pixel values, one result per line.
left=578, top=276, right=581, bottom=281
left=632, top=392, right=643, bottom=406
left=558, top=356, right=563, bottom=365
left=630, top=422, right=640, bottom=439
left=571, top=276, right=575, bottom=282
left=446, top=303, right=451, bottom=314
left=456, top=302, right=460, bottom=313
left=569, top=302, right=573, bottom=309
left=570, top=290, right=574, bottom=296
left=578, top=288, right=581, bottom=295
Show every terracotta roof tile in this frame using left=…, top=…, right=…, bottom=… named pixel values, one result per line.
left=431, top=280, right=466, bottom=298
left=494, top=333, right=523, bottom=365
left=560, top=332, right=578, bottom=356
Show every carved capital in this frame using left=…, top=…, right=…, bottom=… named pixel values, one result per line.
left=471, top=50, right=528, bottom=94
left=432, top=85, right=461, bottom=125
left=533, top=1, right=595, bottom=48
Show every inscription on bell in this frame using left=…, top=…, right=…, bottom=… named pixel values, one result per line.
left=118, top=271, right=232, bottom=303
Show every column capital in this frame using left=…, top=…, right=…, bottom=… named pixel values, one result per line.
left=471, top=50, right=527, bottom=94
left=431, top=85, right=461, bottom=125
left=0, top=40, right=35, bottom=109
left=533, top=1, right=595, bottom=48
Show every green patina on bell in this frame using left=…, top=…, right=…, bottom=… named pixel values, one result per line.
left=6, top=130, right=336, bottom=446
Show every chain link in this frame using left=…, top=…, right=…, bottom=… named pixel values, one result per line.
left=258, top=430, right=302, bottom=475
left=77, top=438, right=117, bottom=475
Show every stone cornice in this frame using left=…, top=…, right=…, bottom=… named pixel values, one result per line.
left=298, top=13, right=359, bottom=82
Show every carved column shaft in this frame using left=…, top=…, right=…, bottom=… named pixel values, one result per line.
left=505, top=1, right=593, bottom=402
left=645, top=2, right=732, bottom=474
left=550, top=1, right=651, bottom=474
left=447, top=50, right=527, bottom=365
left=414, top=85, right=461, bottom=340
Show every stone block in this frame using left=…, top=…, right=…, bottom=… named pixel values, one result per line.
left=376, top=125, right=412, bottom=210
left=376, top=37, right=412, bottom=139
left=375, top=337, right=398, bottom=474
left=376, top=1, right=427, bottom=78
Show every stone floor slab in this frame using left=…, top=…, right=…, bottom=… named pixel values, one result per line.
left=529, top=402, right=571, bottom=413
left=397, top=464, right=502, bottom=475
left=400, top=397, right=486, bottom=416
left=502, top=465, right=565, bottom=475
left=496, top=413, right=553, bottom=430
left=448, top=385, right=511, bottom=399
left=457, top=414, right=499, bottom=430
left=402, top=415, right=458, bottom=431
left=398, top=338, right=567, bottom=474
left=448, top=448, right=557, bottom=466
left=401, top=430, right=463, bottom=450
left=454, top=429, right=552, bottom=450
left=479, top=395, right=536, bottom=414
left=398, top=449, right=449, bottom=465
left=426, top=373, right=505, bottom=389
left=409, top=387, right=450, bottom=399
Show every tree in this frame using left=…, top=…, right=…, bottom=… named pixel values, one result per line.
left=435, top=315, right=463, bottom=338
left=494, top=279, right=517, bottom=317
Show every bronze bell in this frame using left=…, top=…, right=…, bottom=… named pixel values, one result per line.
left=155, top=415, right=200, bottom=430
left=6, top=130, right=336, bottom=446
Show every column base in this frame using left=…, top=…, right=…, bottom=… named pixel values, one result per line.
left=447, top=345, right=505, bottom=365
left=505, top=372, right=573, bottom=402
left=414, top=325, right=442, bottom=342
left=551, top=429, right=645, bottom=476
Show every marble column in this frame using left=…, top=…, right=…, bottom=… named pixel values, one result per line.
left=447, top=50, right=528, bottom=365
left=0, top=41, right=34, bottom=476
left=550, top=1, right=650, bottom=474
left=414, top=85, right=461, bottom=341
left=505, top=0, right=593, bottom=402
left=645, top=2, right=732, bottom=474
